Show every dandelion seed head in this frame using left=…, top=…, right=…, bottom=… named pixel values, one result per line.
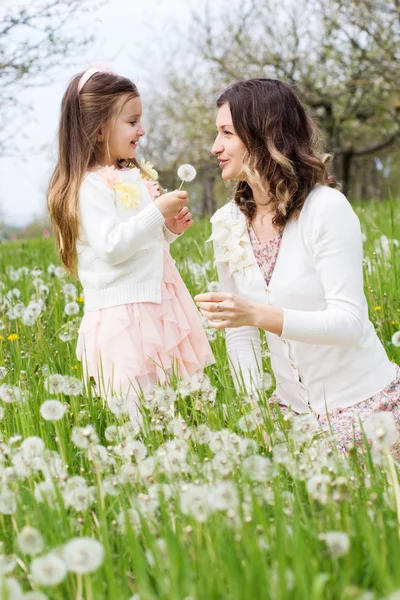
left=17, top=526, right=44, bottom=555
left=62, top=537, right=104, bottom=574
left=30, top=553, right=68, bottom=586
left=177, top=164, right=197, bottom=183
left=40, top=400, right=66, bottom=421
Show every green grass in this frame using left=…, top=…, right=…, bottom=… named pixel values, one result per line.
left=0, top=199, right=399, bottom=599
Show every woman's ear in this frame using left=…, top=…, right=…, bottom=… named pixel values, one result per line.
left=97, top=128, right=104, bottom=142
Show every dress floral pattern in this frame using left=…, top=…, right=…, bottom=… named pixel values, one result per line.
left=247, top=224, right=283, bottom=286
left=248, top=220, right=400, bottom=456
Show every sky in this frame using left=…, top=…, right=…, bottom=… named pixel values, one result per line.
left=0, top=0, right=195, bottom=225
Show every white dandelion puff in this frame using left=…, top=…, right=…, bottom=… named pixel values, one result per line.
left=1, top=578, right=23, bottom=600
left=391, top=331, right=400, bottom=347
left=44, top=374, right=65, bottom=394
left=62, top=537, right=104, bottom=574
left=30, top=554, right=68, bottom=586
left=0, top=489, right=17, bottom=514
left=63, top=376, right=83, bottom=396
left=64, top=301, right=80, bottom=316
left=177, top=164, right=197, bottom=183
left=24, top=591, right=49, bottom=600
left=17, top=526, right=44, bottom=555
left=321, top=531, right=350, bottom=558
left=363, top=412, right=399, bottom=449
left=40, top=400, right=66, bottom=421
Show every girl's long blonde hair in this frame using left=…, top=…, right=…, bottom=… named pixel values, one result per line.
left=47, top=71, right=139, bottom=274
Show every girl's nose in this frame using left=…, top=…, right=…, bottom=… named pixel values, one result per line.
left=138, top=127, right=145, bottom=137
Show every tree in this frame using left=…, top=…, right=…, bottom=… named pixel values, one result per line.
left=0, top=0, right=96, bottom=155
left=178, top=0, right=400, bottom=195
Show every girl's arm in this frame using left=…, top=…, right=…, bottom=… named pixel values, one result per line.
left=79, top=174, right=165, bottom=265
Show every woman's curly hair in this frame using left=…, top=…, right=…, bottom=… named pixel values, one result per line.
left=216, top=78, right=338, bottom=226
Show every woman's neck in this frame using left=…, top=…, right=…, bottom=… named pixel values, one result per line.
left=249, top=184, right=274, bottom=218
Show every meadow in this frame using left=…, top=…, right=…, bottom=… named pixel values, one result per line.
left=0, top=198, right=400, bottom=600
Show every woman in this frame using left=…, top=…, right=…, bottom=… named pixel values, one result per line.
left=195, top=78, right=399, bottom=453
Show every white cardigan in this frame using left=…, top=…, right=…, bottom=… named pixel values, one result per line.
left=76, top=170, right=179, bottom=311
left=211, top=185, right=395, bottom=413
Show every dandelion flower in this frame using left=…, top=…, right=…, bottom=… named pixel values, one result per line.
left=206, top=281, right=220, bottom=292
left=31, top=554, right=68, bottom=586
left=177, top=163, right=197, bottom=183
left=392, top=331, right=400, bottom=347
left=363, top=411, right=399, bottom=448
left=0, top=489, right=17, bottom=515
left=24, top=592, right=49, bottom=600
left=17, top=526, right=44, bottom=555
left=63, top=376, right=83, bottom=396
left=1, top=578, right=23, bottom=600
left=40, top=400, right=66, bottom=421
left=322, top=531, right=350, bottom=558
left=108, top=393, right=131, bottom=418
left=21, top=436, right=45, bottom=462
left=44, top=374, right=65, bottom=394
left=64, top=301, right=80, bottom=316
left=62, top=537, right=104, bottom=574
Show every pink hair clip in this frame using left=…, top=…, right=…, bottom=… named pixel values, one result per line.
left=77, top=64, right=113, bottom=93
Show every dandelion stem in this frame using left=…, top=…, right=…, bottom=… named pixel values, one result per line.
left=384, top=447, right=400, bottom=541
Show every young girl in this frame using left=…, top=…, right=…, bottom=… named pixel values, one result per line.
left=48, top=68, right=214, bottom=422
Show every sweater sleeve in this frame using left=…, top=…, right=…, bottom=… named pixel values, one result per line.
left=212, top=225, right=262, bottom=394
left=281, top=190, right=366, bottom=347
left=79, top=174, right=165, bottom=265
left=163, top=224, right=182, bottom=244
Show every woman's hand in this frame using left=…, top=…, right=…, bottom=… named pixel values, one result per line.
left=195, top=292, right=284, bottom=334
left=194, top=292, right=259, bottom=329
left=165, top=206, right=194, bottom=235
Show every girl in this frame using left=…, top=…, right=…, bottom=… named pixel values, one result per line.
left=48, top=68, right=214, bottom=422
left=195, top=78, right=400, bottom=455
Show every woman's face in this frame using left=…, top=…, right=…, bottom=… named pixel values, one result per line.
left=211, top=103, right=247, bottom=181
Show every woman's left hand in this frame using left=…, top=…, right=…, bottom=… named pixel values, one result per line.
left=165, top=207, right=194, bottom=234
left=195, top=292, right=258, bottom=329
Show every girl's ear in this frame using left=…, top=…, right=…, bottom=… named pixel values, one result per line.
left=97, top=127, right=104, bottom=142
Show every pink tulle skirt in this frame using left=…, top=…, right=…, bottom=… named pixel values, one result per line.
left=76, top=252, right=215, bottom=414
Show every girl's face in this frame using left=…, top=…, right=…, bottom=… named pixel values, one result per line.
left=211, top=103, right=247, bottom=181
left=103, top=95, right=145, bottom=166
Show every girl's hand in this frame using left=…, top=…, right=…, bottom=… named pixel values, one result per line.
left=165, top=206, right=194, bottom=235
left=194, top=292, right=258, bottom=329
left=154, top=190, right=189, bottom=219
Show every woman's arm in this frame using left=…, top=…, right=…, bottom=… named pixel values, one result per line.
left=197, top=191, right=366, bottom=348
left=198, top=232, right=262, bottom=393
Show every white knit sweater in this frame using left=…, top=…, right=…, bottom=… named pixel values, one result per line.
left=211, top=185, right=396, bottom=413
left=76, top=169, right=180, bottom=311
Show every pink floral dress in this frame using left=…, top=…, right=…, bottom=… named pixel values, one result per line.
left=248, top=222, right=400, bottom=456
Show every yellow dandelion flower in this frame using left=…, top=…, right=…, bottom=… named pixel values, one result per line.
left=116, top=182, right=141, bottom=208
left=0, top=335, right=3, bottom=341
left=374, top=306, right=381, bottom=311
left=76, top=297, right=84, bottom=303
left=7, top=334, right=18, bottom=341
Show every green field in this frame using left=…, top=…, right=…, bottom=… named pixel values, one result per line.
left=0, top=200, right=400, bottom=600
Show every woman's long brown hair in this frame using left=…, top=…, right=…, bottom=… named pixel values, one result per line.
left=217, top=78, right=338, bottom=226
left=47, top=71, right=139, bottom=274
